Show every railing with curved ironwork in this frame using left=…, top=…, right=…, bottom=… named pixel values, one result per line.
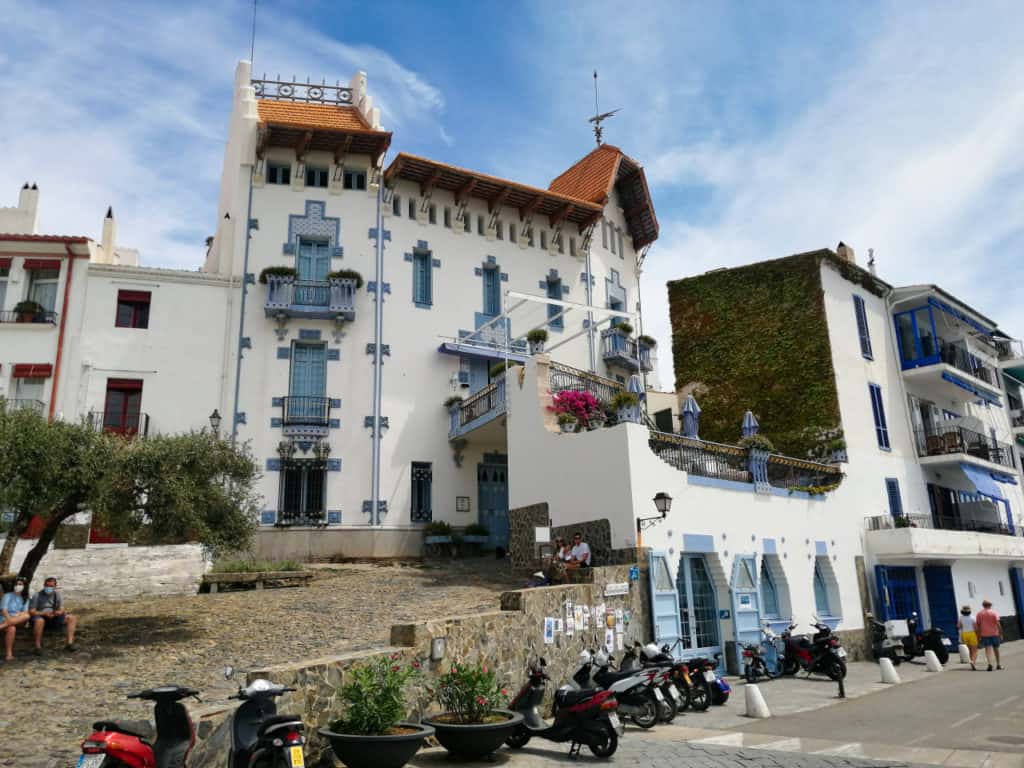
left=549, top=362, right=624, bottom=405
left=648, top=430, right=752, bottom=483
left=765, top=453, right=844, bottom=490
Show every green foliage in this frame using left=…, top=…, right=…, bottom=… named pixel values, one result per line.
left=610, top=391, right=640, bottom=410
left=787, top=481, right=843, bottom=497
left=488, top=360, right=520, bottom=378
left=211, top=559, right=302, bottom=573
left=667, top=251, right=843, bottom=458
left=423, top=520, right=452, bottom=536
left=615, top=322, right=634, bottom=335
left=893, top=515, right=912, bottom=528
left=557, top=412, right=578, bottom=425
left=464, top=522, right=490, bottom=536
left=328, top=268, right=365, bottom=288
left=637, top=334, right=657, bottom=347
left=330, top=654, right=422, bottom=736
left=14, top=300, right=43, bottom=314
left=443, top=395, right=464, bottom=409
left=432, top=660, right=509, bottom=724
left=526, top=328, right=549, bottom=344
left=738, top=434, right=776, bottom=452
left=258, top=265, right=297, bottom=284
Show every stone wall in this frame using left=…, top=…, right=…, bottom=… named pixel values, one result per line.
left=508, top=502, right=550, bottom=570
left=188, top=564, right=650, bottom=767
left=8, top=540, right=208, bottom=600
left=508, top=503, right=632, bottom=571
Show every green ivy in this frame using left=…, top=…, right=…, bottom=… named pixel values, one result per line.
left=668, top=250, right=855, bottom=458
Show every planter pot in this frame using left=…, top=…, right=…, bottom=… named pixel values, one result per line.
left=423, top=710, right=523, bottom=760
left=462, top=535, right=489, bottom=544
left=424, top=535, right=453, bottom=545
left=528, top=340, right=545, bottom=354
left=559, top=422, right=576, bottom=433
left=587, top=418, right=606, bottom=431
left=318, top=723, right=434, bottom=768
left=17, top=312, right=37, bottom=323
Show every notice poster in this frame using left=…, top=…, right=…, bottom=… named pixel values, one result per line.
left=604, top=629, right=615, bottom=654
left=615, top=608, right=624, bottom=634
left=606, top=610, right=616, bottom=630
left=543, top=617, right=555, bottom=644
left=616, top=632, right=624, bottom=651
left=582, top=606, right=590, bottom=631
left=565, top=601, right=574, bottom=636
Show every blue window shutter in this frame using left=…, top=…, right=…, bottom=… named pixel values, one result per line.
left=885, top=478, right=903, bottom=518
left=546, top=279, right=563, bottom=329
left=413, top=253, right=431, bottom=305
left=853, top=295, right=873, bottom=359
left=290, top=343, right=327, bottom=397
left=483, top=267, right=500, bottom=316
left=869, top=384, right=890, bottom=449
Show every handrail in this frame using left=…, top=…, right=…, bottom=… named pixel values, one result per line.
left=549, top=361, right=624, bottom=404
left=915, top=424, right=1016, bottom=469
left=766, top=453, right=843, bottom=475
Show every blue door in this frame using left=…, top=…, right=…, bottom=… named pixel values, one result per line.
left=677, top=555, right=722, bottom=667
left=289, top=343, right=326, bottom=422
left=923, top=566, right=958, bottom=638
left=477, top=457, right=508, bottom=549
left=875, top=565, right=921, bottom=621
left=731, top=555, right=762, bottom=669
left=649, top=551, right=683, bottom=655
left=1010, top=568, right=1024, bottom=636
left=296, top=238, right=330, bottom=281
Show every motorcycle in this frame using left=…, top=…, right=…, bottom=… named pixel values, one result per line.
left=903, top=612, right=951, bottom=665
left=77, top=685, right=199, bottom=768
left=619, top=642, right=686, bottom=722
left=652, top=639, right=709, bottom=712
left=865, top=613, right=905, bottom=665
left=742, top=624, right=785, bottom=683
left=571, top=649, right=661, bottom=729
left=225, top=666, right=306, bottom=768
left=506, top=653, right=623, bottom=758
left=684, top=653, right=731, bottom=705
left=781, top=620, right=847, bottom=680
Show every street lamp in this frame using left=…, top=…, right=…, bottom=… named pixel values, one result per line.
left=208, top=409, right=222, bottom=435
left=636, top=491, right=672, bottom=547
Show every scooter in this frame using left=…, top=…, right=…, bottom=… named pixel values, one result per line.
left=865, top=613, right=905, bottom=665
left=781, top=620, right=847, bottom=680
left=225, top=666, right=306, bottom=768
left=742, top=624, right=785, bottom=683
left=619, top=642, right=684, bottom=722
left=571, top=649, right=661, bottom=729
left=652, top=639, right=708, bottom=712
left=684, top=653, right=731, bottom=705
left=903, top=612, right=951, bottom=665
left=77, top=685, right=199, bottom=768
left=506, top=654, right=623, bottom=758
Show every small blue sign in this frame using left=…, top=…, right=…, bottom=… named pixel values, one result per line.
left=628, top=566, right=640, bottom=582
left=718, top=609, right=731, bottom=620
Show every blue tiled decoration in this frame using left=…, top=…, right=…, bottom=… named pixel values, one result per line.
left=327, top=348, right=340, bottom=361
left=329, top=418, right=341, bottom=429
left=240, top=337, right=252, bottom=349
left=431, top=258, right=441, bottom=268
left=244, top=273, right=256, bottom=284
left=815, top=540, right=828, bottom=556
left=285, top=200, right=340, bottom=254
left=299, top=329, right=322, bottom=340
left=272, top=397, right=284, bottom=407
left=605, top=269, right=627, bottom=310
left=327, top=510, right=342, bottom=524
left=266, top=458, right=282, bottom=471
left=329, top=398, right=341, bottom=408
left=367, top=281, right=392, bottom=294
left=417, top=240, right=429, bottom=249
left=327, top=459, right=342, bottom=472
left=261, top=510, right=276, bottom=525
left=362, top=500, right=389, bottom=516
left=366, top=343, right=391, bottom=356
left=234, top=412, right=247, bottom=425
left=277, top=347, right=290, bottom=359
left=331, top=246, right=344, bottom=258
left=763, top=538, right=777, bottom=555
left=367, top=227, right=392, bottom=241
left=270, top=417, right=282, bottom=428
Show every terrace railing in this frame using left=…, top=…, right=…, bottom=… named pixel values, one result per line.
left=648, top=431, right=752, bottom=483
left=915, top=424, right=1016, bottom=469
left=0, top=310, right=58, bottom=324
left=282, top=396, right=331, bottom=426
left=449, top=375, right=507, bottom=438
left=765, top=453, right=846, bottom=490
left=549, top=362, right=624, bottom=406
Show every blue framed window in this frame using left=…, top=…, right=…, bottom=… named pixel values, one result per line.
left=894, top=305, right=939, bottom=369
left=343, top=170, right=366, bottom=190
left=266, top=162, right=290, bottom=185
left=853, top=295, right=873, bottom=359
left=868, top=383, right=891, bottom=449
left=760, top=559, right=780, bottom=618
left=546, top=278, right=563, bottom=330
left=305, top=166, right=328, bottom=188
left=411, top=462, right=432, bottom=522
left=885, top=478, right=903, bottom=518
left=413, top=251, right=432, bottom=307
left=482, top=267, right=500, bottom=316
left=296, top=238, right=330, bottom=282
left=813, top=560, right=831, bottom=616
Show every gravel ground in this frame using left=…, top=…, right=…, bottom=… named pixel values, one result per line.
left=0, top=560, right=521, bottom=767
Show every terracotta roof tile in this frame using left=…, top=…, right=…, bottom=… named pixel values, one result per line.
left=257, top=100, right=375, bottom=133
left=548, top=144, right=623, bottom=204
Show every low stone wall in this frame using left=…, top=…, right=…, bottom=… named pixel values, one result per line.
left=8, top=540, right=208, bottom=600
left=188, top=564, right=651, bottom=767
left=252, top=527, right=424, bottom=561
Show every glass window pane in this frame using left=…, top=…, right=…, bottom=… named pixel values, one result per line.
left=654, top=558, right=672, bottom=591
left=915, top=307, right=937, bottom=358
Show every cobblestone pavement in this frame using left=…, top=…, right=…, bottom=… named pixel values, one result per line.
left=0, top=560, right=521, bottom=768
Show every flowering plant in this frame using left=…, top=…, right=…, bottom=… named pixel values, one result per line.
left=330, top=654, right=422, bottom=735
left=550, top=390, right=602, bottom=428
left=433, top=661, right=509, bottom=724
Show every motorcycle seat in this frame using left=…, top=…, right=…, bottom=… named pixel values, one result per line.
left=595, top=668, right=646, bottom=686
left=93, top=719, right=155, bottom=742
left=555, top=688, right=598, bottom=707
left=257, top=714, right=303, bottom=738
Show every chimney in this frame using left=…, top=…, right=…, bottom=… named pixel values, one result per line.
left=867, top=248, right=877, bottom=276
left=101, top=206, right=117, bottom=264
left=836, top=241, right=855, bottom=264
left=18, top=182, right=40, bottom=234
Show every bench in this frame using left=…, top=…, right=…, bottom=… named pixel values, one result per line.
left=201, top=571, right=313, bottom=594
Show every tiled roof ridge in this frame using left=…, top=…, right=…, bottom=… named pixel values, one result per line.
left=256, top=99, right=383, bottom=133
left=547, top=144, right=624, bottom=204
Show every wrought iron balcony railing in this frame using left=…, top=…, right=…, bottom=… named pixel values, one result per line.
left=264, top=275, right=358, bottom=320
left=88, top=411, right=150, bottom=437
left=600, top=328, right=652, bottom=371
left=938, top=341, right=997, bottom=385
left=549, top=362, right=623, bottom=406
left=995, top=337, right=1024, bottom=361
left=449, top=376, right=507, bottom=438
left=0, top=310, right=58, bottom=324
left=915, top=424, right=1016, bottom=468
left=282, top=396, right=331, bottom=426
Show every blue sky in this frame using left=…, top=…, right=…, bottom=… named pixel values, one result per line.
left=2, top=0, right=1023, bottom=387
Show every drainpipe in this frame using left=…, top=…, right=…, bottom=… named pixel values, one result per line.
left=369, top=160, right=386, bottom=525
left=230, top=169, right=256, bottom=443
left=49, top=244, right=77, bottom=421
left=585, top=244, right=596, bottom=373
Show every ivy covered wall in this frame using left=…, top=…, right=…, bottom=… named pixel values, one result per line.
left=667, top=249, right=848, bottom=459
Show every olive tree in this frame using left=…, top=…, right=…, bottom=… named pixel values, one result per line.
left=0, top=403, right=260, bottom=589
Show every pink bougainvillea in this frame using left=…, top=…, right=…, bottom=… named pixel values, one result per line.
left=550, top=390, right=603, bottom=427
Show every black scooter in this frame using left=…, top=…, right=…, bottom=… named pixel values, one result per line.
left=903, top=612, right=951, bottom=665
left=506, top=655, right=623, bottom=758
left=866, top=613, right=905, bottom=665
left=225, top=666, right=306, bottom=768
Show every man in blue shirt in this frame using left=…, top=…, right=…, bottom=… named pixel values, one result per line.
left=1, top=577, right=31, bottom=661
left=29, top=576, right=78, bottom=654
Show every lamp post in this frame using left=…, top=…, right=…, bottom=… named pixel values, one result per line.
left=208, top=409, right=222, bottom=436
left=636, top=491, right=672, bottom=548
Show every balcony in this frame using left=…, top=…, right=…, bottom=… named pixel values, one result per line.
left=914, top=423, right=1016, bottom=471
left=264, top=275, right=357, bottom=321
left=865, top=514, right=1024, bottom=560
left=996, top=337, right=1024, bottom=380
left=0, top=309, right=58, bottom=325
left=88, top=410, right=150, bottom=437
left=600, top=328, right=653, bottom=372
left=280, top=396, right=331, bottom=437
left=3, top=398, right=45, bottom=414
left=449, top=375, right=507, bottom=440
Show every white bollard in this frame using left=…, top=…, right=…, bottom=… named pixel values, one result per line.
left=879, top=656, right=901, bottom=684
left=744, top=683, right=771, bottom=718
left=924, top=649, right=943, bottom=672
left=958, top=644, right=970, bottom=664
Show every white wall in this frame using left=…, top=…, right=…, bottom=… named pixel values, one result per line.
left=953, top=558, right=1019, bottom=617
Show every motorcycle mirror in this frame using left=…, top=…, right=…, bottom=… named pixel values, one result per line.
left=224, top=665, right=235, bottom=680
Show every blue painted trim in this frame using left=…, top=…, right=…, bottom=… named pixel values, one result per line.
left=682, top=533, right=715, bottom=553
left=266, top=458, right=282, bottom=471
left=272, top=397, right=284, bottom=407
left=762, top=538, right=777, bottom=555
left=327, top=459, right=342, bottom=472
left=299, top=329, right=322, bottom=340
left=331, top=246, right=344, bottom=258
left=260, top=509, right=276, bottom=525
left=277, top=347, right=290, bottom=359
left=240, top=337, right=252, bottom=349
left=815, top=540, right=828, bottom=556
left=327, top=510, right=342, bottom=524
left=234, top=412, right=247, bottom=425
left=941, top=371, right=1001, bottom=406
left=330, top=398, right=341, bottom=407
left=270, top=417, right=282, bottom=428
left=327, top=348, right=340, bottom=361
left=329, top=418, right=340, bottom=429
left=283, top=242, right=295, bottom=255
left=414, top=301, right=432, bottom=309
left=244, top=273, right=256, bottom=285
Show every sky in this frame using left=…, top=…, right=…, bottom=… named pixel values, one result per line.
left=2, top=0, right=1023, bottom=388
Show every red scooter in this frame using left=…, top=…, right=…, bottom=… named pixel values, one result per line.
left=781, top=620, right=847, bottom=680
left=77, top=685, right=198, bottom=768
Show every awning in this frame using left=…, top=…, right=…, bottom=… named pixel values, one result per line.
left=961, top=462, right=1003, bottom=499
left=12, top=363, right=53, bottom=378
left=0, top=258, right=11, bottom=269
left=941, top=371, right=1001, bottom=406
left=928, top=297, right=993, bottom=336
left=23, top=258, right=61, bottom=271
left=438, top=341, right=528, bottom=364
left=992, top=471, right=1018, bottom=486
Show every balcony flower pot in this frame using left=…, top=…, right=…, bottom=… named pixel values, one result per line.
left=319, top=723, right=433, bottom=768
left=557, top=413, right=578, bottom=433
left=526, top=328, right=548, bottom=355
left=424, top=535, right=452, bottom=545
left=14, top=301, right=43, bottom=323
left=587, top=414, right=606, bottom=431
left=423, top=710, right=523, bottom=760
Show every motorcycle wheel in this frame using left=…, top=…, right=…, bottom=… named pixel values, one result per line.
left=658, top=694, right=677, bottom=724
left=890, top=653, right=903, bottom=666
left=711, top=688, right=730, bottom=706
left=826, top=658, right=847, bottom=681
left=689, top=681, right=711, bottom=711
left=782, top=658, right=799, bottom=676
left=506, top=725, right=531, bottom=749
left=588, top=722, right=619, bottom=758
left=676, top=681, right=693, bottom=711
left=631, top=698, right=659, bottom=729
left=932, top=644, right=950, bottom=665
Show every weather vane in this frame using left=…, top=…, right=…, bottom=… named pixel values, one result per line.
left=588, top=70, right=620, bottom=146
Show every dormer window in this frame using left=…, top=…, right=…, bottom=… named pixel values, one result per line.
left=305, top=167, right=329, bottom=188
left=343, top=170, right=366, bottom=190
left=267, top=163, right=291, bottom=185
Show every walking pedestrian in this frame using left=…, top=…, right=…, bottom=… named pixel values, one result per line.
left=975, top=599, right=1002, bottom=671
left=957, top=605, right=978, bottom=670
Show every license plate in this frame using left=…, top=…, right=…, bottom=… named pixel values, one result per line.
left=77, top=757, right=104, bottom=768
left=608, top=712, right=623, bottom=734
left=703, top=670, right=716, bottom=682
left=941, top=638, right=952, bottom=647
left=836, top=648, right=847, bottom=658
left=653, top=687, right=665, bottom=702
left=289, top=746, right=305, bottom=767
left=668, top=684, right=682, bottom=702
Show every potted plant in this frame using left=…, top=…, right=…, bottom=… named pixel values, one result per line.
left=319, top=654, right=433, bottom=768
left=462, top=523, right=490, bottom=546
left=423, top=661, right=521, bottom=760
left=328, top=268, right=365, bottom=289
left=258, top=265, right=297, bottom=284
left=550, top=390, right=602, bottom=430
left=587, top=409, right=606, bottom=430
left=14, top=300, right=43, bottom=323
left=637, top=334, right=657, bottom=348
left=488, top=360, right=519, bottom=379
left=557, top=412, right=578, bottom=433
left=443, top=395, right=464, bottom=410
left=893, top=515, right=912, bottom=529
left=526, top=328, right=548, bottom=354
left=614, top=321, right=634, bottom=336
left=610, top=391, right=639, bottom=422
left=422, top=520, right=453, bottom=545
left=738, top=434, right=776, bottom=452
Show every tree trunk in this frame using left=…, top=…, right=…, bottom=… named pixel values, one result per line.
left=17, top=502, right=78, bottom=592
left=0, top=518, right=27, bottom=574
